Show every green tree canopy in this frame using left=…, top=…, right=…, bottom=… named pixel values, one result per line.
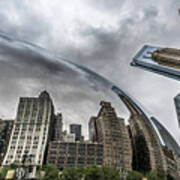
left=145, top=171, right=166, bottom=180
left=42, top=164, right=60, bottom=180
left=61, top=167, right=84, bottom=180
left=126, top=170, right=144, bottom=180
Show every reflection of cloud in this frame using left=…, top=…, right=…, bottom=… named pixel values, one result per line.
left=0, top=33, right=128, bottom=139
left=0, top=0, right=179, bottom=142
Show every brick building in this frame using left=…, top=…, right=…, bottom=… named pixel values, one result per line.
left=89, top=101, right=132, bottom=172
left=47, top=141, right=103, bottom=169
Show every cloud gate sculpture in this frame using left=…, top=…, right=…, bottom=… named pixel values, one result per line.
left=0, top=32, right=179, bottom=174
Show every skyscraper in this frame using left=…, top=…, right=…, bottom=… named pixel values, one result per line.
left=70, top=124, right=82, bottom=141
left=0, top=119, right=14, bottom=164
left=53, top=113, right=63, bottom=141
left=89, top=101, right=132, bottom=172
left=2, top=91, right=55, bottom=179
left=174, top=93, right=180, bottom=127
left=89, top=117, right=98, bottom=142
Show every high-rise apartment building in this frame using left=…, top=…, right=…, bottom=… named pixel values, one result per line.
left=89, top=117, right=98, bottom=142
left=47, top=141, right=103, bottom=169
left=0, top=119, right=14, bottom=164
left=2, top=91, right=55, bottom=179
left=53, top=113, right=63, bottom=141
left=70, top=124, right=82, bottom=141
left=174, top=93, right=180, bottom=127
left=89, top=101, right=132, bottom=172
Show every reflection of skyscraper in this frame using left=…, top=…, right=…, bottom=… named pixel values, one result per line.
left=89, top=101, right=132, bottom=172
left=131, top=45, right=180, bottom=81
left=151, top=117, right=180, bottom=156
left=119, top=94, right=167, bottom=174
left=152, top=48, right=180, bottom=69
left=2, top=91, right=55, bottom=179
left=174, top=93, right=180, bottom=127
left=70, top=124, right=81, bottom=141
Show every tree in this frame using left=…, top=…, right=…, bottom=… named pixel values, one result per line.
left=0, top=166, right=12, bottom=180
left=146, top=171, right=166, bottom=180
left=61, top=167, right=84, bottom=180
left=41, top=164, right=60, bottom=180
left=101, top=167, right=121, bottom=180
left=126, top=170, right=144, bottom=180
left=84, top=166, right=102, bottom=180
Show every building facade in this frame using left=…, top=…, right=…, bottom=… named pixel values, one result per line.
left=89, top=101, right=132, bottom=172
left=53, top=113, right=63, bottom=141
left=174, top=93, right=180, bottom=127
left=2, top=91, right=55, bottom=179
left=63, top=133, right=76, bottom=142
left=89, top=117, right=98, bottom=142
left=0, top=119, right=14, bottom=165
left=47, top=141, right=103, bottom=169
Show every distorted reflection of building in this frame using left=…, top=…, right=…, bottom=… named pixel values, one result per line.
left=174, top=93, right=180, bottom=128
left=119, top=94, right=167, bottom=174
left=112, top=86, right=180, bottom=178
left=89, top=101, right=132, bottom=173
left=163, top=147, right=179, bottom=179
left=0, top=119, right=14, bottom=165
left=131, top=45, right=180, bottom=81
left=151, top=117, right=180, bottom=156
left=152, top=48, right=180, bottom=70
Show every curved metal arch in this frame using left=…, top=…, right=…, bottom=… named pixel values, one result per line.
left=0, top=32, right=178, bottom=155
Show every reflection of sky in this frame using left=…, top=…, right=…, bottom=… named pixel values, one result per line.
left=0, top=33, right=130, bottom=139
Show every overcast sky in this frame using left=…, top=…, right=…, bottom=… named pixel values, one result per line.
left=0, top=0, right=179, bottom=142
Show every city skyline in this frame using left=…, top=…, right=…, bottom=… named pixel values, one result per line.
left=0, top=0, right=179, bottom=146
left=1, top=91, right=179, bottom=179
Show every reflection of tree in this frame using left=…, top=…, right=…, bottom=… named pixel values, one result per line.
left=133, top=134, right=151, bottom=173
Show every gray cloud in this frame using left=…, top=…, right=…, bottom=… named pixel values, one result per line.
left=0, top=0, right=179, bottom=142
